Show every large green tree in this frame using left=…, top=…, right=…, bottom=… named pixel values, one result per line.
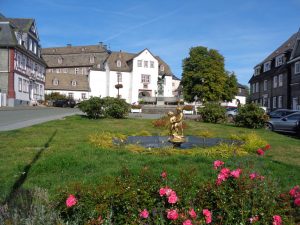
left=181, top=46, right=238, bottom=102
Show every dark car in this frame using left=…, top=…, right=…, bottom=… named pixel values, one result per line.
left=265, top=112, right=300, bottom=134
left=53, top=99, right=76, bottom=108
left=268, top=109, right=299, bottom=118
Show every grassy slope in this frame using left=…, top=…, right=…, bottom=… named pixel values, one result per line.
left=0, top=116, right=299, bottom=201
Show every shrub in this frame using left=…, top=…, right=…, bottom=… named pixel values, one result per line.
left=235, top=103, right=269, bottom=128
left=102, top=97, right=129, bottom=119
left=198, top=102, right=226, bottom=123
left=152, top=116, right=169, bottom=128
left=131, top=104, right=142, bottom=109
left=183, top=105, right=193, bottom=111
left=78, top=97, right=104, bottom=119
left=45, top=92, right=67, bottom=101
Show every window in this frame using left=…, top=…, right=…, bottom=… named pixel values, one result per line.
left=40, top=85, right=43, bottom=96
left=263, top=61, right=271, bottom=72
left=172, top=82, right=175, bottom=87
left=18, top=78, right=22, bottom=92
left=255, top=82, right=259, bottom=93
left=273, top=76, right=278, bottom=88
left=278, top=74, right=283, bottom=87
left=53, top=79, right=59, bottom=86
left=56, top=68, right=61, bottom=73
left=90, top=56, right=95, bottom=63
left=33, top=42, right=37, bottom=54
left=75, top=68, right=79, bottom=74
left=275, top=55, right=284, bottom=67
left=141, top=74, right=150, bottom=83
left=238, top=88, right=242, bottom=93
left=81, top=93, right=86, bottom=99
left=273, top=96, right=277, bottom=109
left=68, top=93, right=74, bottom=99
left=143, top=84, right=148, bottom=89
left=137, top=60, right=142, bottom=67
left=278, top=96, right=282, bottom=108
left=58, top=57, right=63, bottom=64
left=160, top=65, right=164, bottom=72
left=117, top=73, right=122, bottom=83
left=71, top=80, right=77, bottom=86
left=254, top=66, right=261, bottom=76
left=264, top=80, right=268, bottom=91
left=116, top=60, right=121, bottom=68
left=288, top=114, right=300, bottom=120
left=150, top=61, right=154, bottom=68
left=252, top=83, right=256, bottom=93
left=144, top=61, right=148, bottom=68
left=29, top=39, right=32, bottom=51
left=63, top=68, right=68, bottom=73
left=295, top=61, right=300, bottom=74
left=263, top=97, right=268, bottom=107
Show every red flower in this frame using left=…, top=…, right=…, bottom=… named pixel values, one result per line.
left=159, top=187, right=167, bottom=196
left=256, top=148, right=264, bottom=156
left=167, top=209, right=178, bottom=220
left=289, top=185, right=300, bottom=198
left=272, top=215, right=282, bottom=225
left=264, top=144, right=271, bottom=150
left=294, top=198, right=300, bottom=207
left=168, top=191, right=178, bottom=204
left=183, top=219, right=193, bottom=225
left=230, top=168, right=242, bottom=179
left=213, top=160, right=224, bottom=170
left=249, top=173, right=257, bottom=180
left=139, top=209, right=149, bottom=219
left=66, top=194, right=77, bottom=208
left=161, top=171, right=167, bottom=179
left=202, top=209, right=212, bottom=224
left=188, top=208, right=197, bottom=219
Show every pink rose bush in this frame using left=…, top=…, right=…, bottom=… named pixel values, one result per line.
left=272, top=215, right=282, bottom=225
left=289, top=185, right=300, bottom=207
left=202, top=209, right=212, bottom=224
left=139, top=209, right=149, bottom=219
left=66, top=194, right=77, bottom=208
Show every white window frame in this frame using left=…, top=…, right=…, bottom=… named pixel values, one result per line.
left=68, top=93, right=74, bottom=99
left=160, top=65, right=165, bottom=72
left=275, top=55, right=284, bottom=67
left=18, top=78, right=22, bottom=92
left=117, top=60, right=121, bottom=68
left=56, top=68, right=61, bottom=73
left=81, top=93, right=86, bottom=99
left=75, top=68, right=79, bottom=74
left=63, top=68, right=68, bottom=73
left=278, top=74, right=283, bottom=87
left=273, top=96, right=277, bottom=109
left=263, top=61, right=271, bottom=72
left=58, top=57, right=63, bottom=64
left=273, top=76, right=278, bottom=88
left=144, top=61, right=148, bottom=68
left=278, top=96, right=282, bottom=108
left=90, top=56, right=95, bottom=63
left=53, top=79, right=59, bottom=86
left=71, top=80, right=77, bottom=86
left=150, top=61, right=154, bottom=68
left=29, top=38, right=32, bottom=51
left=137, top=60, right=142, bottom=67
left=295, top=61, right=300, bottom=74
left=141, top=74, right=150, bottom=83
left=117, top=72, right=122, bottom=83
left=263, top=80, right=267, bottom=91
left=254, top=66, right=261, bottom=76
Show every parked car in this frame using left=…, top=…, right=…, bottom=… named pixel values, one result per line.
left=265, top=112, right=300, bottom=134
left=268, top=109, right=299, bottom=118
left=53, top=99, right=76, bottom=108
left=225, top=108, right=238, bottom=122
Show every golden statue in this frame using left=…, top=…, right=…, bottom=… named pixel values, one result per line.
left=167, top=106, right=185, bottom=146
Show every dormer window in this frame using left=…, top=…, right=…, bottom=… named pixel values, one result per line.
left=90, top=56, right=95, bottom=63
left=254, top=66, right=261, bottom=76
left=58, top=57, right=63, bottom=64
left=53, top=79, right=59, bottom=86
left=71, top=80, right=77, bottom=86
left=117, top=60, right=121, bottom=68
left=275, top=55, right=284, bottom=67
left=160, top=65, right=164, bottom=72
left=263, top=61, right=271, bottom=72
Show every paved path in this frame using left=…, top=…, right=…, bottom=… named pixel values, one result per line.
left=0, top=107, right=82, bottom=132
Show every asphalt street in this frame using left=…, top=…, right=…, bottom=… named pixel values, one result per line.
left=0, top=107, right=82, bottom=132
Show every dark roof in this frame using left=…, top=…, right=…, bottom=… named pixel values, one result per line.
left=0, top=22, right=17, bottom=46
left=45, top=73, right=90, bottom=91
left=237, top=83, right=247, bottom=89
left=155, top=56, right=173, bottom=76
left=41, top=45, right=109, bottom=68
left=105, top=51, right=135, bottom=72
left=172, top=75, right=181, bottom=81
left=256, top=32, right=298, bottom=67
left=7, top=18, right=33, bottom=32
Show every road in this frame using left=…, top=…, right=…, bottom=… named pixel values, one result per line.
left=0, top=107, right=82, bottom=132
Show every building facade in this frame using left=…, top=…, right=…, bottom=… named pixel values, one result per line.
left=249, top=29, right=300, bottom=111
left=0, top=14, right=46, bottom=107
left=221, top=83, right=248, bottom=107
left=42, top=45, right=176, bottom=104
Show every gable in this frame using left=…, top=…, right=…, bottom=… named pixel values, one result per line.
left=28, top=20, right=39, bottom=40
left=134, top=49, right=156, bottom=61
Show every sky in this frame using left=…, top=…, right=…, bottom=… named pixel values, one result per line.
left=1, top=0, right=300, bottom=85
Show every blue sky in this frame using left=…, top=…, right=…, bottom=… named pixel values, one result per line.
left=1, top=0, right=300, bottom=85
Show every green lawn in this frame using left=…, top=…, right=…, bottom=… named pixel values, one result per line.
left=0, top=115, right=299, bottom=202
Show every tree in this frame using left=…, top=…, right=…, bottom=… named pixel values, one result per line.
left=181, top=46, right=238, bottom=102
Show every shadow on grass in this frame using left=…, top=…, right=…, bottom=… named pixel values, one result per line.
left=3, top=130, right=57, bottom=205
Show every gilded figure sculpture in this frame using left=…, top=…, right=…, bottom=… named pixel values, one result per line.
left=167, top=106, right=185, bottom=146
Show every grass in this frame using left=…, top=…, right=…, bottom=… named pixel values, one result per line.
left=0, top=115, right=299, bottom=202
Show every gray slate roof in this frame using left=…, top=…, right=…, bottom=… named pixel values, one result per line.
left=0, top=22, right=17, bottom=46
left=45, top=73, right=90, bottom=91
left=172, top=75, right=181, bottom=81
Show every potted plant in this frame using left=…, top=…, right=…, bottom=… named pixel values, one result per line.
left=183, top=105, right=194, bottom=115
left=131, top=104, right=142, bottom=113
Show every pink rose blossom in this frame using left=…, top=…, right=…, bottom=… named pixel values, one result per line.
left=202, top=209, right=212, bottom=224
left=289, top=185, right=300, bottom=198
left=272, top=215, right=282, bottom=225
left=168, top=192, right=178, bottom=204
left=183, top=219, right=193, bottom=225
left=257, top=148, right=264, bottom=156
left=139, top=209, right=149, bottom=219
left=294, top=198, right=300, bottom=206
left=213, top=160, right=224, bottom=170
left=264, top=144, right=271, bottom=150
left=167, top=209, right=178, bottom=220
left=188, top=208, right=197, bottom=219
left=249, top=173, right=257, bottom=180
left=259, top=175, right=265, bottom=180
left=249, top=215, right=259, bottom=223
left=159, top=187, right=167, bottom=196
left=220, top=168, right=231, bottom=177
left=165, top=188, right=173, bottom=196
left=230, top=168, right=242, bottom=178
left=161, top=171, right=167, bottom=179
left=66, top=194, right=77, bottom=208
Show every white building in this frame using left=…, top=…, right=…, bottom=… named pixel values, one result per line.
left=42, top=45, right=177, bottom=104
